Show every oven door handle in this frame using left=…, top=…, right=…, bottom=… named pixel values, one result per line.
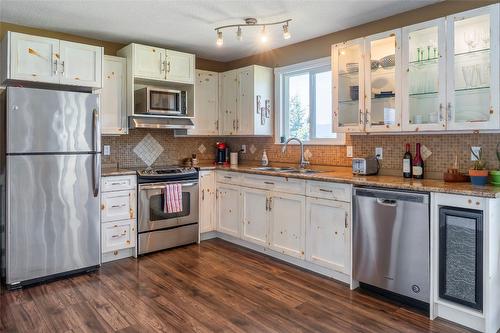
left=140, top=182, right=198, bottom=190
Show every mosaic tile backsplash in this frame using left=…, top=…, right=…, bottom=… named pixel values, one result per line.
left=102, top=129, right=500, bottom=179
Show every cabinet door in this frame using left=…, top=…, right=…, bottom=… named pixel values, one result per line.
left=269, top=192, right=306, bottom=259
left=306, top=197, right=350, bottom=274
left=241, top=187, right=268, bottom=246
left=333, top=38, right=366, bottom=133
left=133, top=44, right=165, bottom=80
left=236, top=67, right=254, bottom=135
left=446, top=4, right=500, bottom=130
left=102, top=56, right=127, bottom=135
left=165, top=49, right=195, bottom=84
left=220, top=70, right=238, bottom=135
left=199, top=171, right=216, bottom=233
left=365, top=29, right=402, bottom=132
left=9, top=32, right=60, bottom=83
left=189, top=70, right=219, bottom=135
left=59, top=41, right=102, bottom=88
left=217, top=184, right=241, bottom=237
left=402, top=18, right=447, bottom=132
left=101, top=190, right=135, bottom=222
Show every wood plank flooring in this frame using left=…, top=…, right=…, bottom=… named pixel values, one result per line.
left=1, top=238, right=474, bottom=333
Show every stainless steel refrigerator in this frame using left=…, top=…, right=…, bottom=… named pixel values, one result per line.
left=1, top=86, right=101, bottom=288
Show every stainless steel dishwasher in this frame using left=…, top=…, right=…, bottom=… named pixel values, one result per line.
left=353, top=187, right=430, bottom=303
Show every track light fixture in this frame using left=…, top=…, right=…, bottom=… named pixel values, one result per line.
left=215, top=18, right=292, bottom=46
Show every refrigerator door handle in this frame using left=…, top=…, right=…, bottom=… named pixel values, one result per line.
left=93, top=153, right=101, bottom=197
left=93, top=108, right=101, bottom=152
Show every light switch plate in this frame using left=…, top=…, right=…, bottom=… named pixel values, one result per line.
left=346, top=146, right=353, bottom=158
left=471, top=146, right=481, bottom=161
left=241, top=144, right=247, bottom=154
left=103, top=145, right=111, bottom=156
left=375, top=147, right=383, bottom=160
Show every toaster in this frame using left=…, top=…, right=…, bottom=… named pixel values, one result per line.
left=352, top=157, right=379, bottom=175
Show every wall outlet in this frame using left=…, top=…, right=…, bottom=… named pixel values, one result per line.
left=103, top=145, right=111, bottom=156
left=375, top=147, right=383, bottom=160
left=346, top=146, right=353, bottom=158
left=241, top=144, right=247, bottom=154
left=471, top=146, right=481, bottom=161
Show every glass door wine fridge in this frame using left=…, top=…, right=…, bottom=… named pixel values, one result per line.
left=439, top=206, right=483, bottom=311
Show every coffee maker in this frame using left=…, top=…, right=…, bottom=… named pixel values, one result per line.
left=216, top=142, right=229, bottom=165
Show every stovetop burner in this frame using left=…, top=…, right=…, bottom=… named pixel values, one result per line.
left=137, top=166, right=198, bottom=183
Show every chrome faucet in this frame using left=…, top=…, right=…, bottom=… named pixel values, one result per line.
left=281, top=137, right=310, bottom=169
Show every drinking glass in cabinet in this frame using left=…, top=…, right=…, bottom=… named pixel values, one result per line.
left=369, top=36, right=396, bottom=126
left=453, top=14, right=491, bottom=123
left=337, top=44, right=362, bottom=126
left=408, top=25, right=440, bottom=125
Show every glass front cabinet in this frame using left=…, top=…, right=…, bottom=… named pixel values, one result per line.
left=333, top=3, right=500, bottom=133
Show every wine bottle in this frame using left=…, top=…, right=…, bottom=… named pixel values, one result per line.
left=403, top=143, right=412, bottom=178
left=412, top=143, right=424, bottom=179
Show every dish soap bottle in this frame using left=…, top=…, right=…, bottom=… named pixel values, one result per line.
left=261, top=150, right=269, bottom=166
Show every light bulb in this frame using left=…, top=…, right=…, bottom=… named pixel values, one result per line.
left=282, top=23, right=291, bottom=40
left=260, top=26, right=268, bottom=43
left=236, top=26, right=242, bottom=41
left=216, top=30, right=223, bottom=46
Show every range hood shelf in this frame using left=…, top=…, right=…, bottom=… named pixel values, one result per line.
left=129, top=115, right=194, bottom=129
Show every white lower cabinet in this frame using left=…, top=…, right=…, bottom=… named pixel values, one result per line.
left=269, top=193, right=306, bottom=259
left=217, top=183, right=241, bottom=237
left=199, top=170, right=216, bottom=233
left=306, top=197, right=350, bottom=274
left=100, top=174, right=137, bottom=262
left=241, top=187, right=269, bottom=246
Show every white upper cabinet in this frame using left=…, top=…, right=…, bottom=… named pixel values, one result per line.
left=333, top=3, right=500, bottom=133
left=133, top=44, right=165, bottom=80
left=121, top=43, right=195, bottom=84
left=333, top=38, right=366, bottom=133
left=165, top=49, right=195, bottom=84
left=59, top=40, right=102, bottom=88
left=188, top=70, right=219, bottom=135
left=446, top=4, right=499, bottom=130
left=219, top=65, right=273, bottom=136
left=364, top=30, right=402, bottom=132
left=1, top=32, right=103, bottom=88
left=402, top=18, right=447, bottom=132
left=101, top=56, right=127, bottom=135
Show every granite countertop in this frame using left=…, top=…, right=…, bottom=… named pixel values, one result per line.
left=198, top=162, right=500, bottom=198
left=101, top=167, right=137, bottom=177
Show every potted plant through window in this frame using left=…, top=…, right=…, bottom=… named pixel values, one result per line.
left=490, top=143, right=500, bottom=186
left=469, top=147, right=488, bottom=186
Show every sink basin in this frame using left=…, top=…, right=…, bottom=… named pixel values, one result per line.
left=252, top=167, right=321, bottom=174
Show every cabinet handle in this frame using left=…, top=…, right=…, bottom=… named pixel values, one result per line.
left=236, top=119, right=239, bottom=130
left=224, top=176, right=232, bottom=179
left=233, top=120, right=236, bottom=130
left=61, top=61, right=65, bottom=74
left=268, top=197, right=272, bottom=212
left=265, top=197, right=269, bottom=211
left=264, top=181, right=274, bottom=185
left=319, top=188, right=333, bottom=193
left=215, top=120, right=219, bottom=130
left=365, top=110, right=369, bottom=125
left=53, top=59, right=58, bottom=74
left=345, top=212, right=348, bottom=229
left=359, top=109, right=363, bottom=125
left=160, top=53, right=164, bottom=72
left=111, top=204, right=126, bottom=208
left=447, top=102, right=452, bottom=121
left=167, top=61, right=171, bottom=73
left=202, top=189, right=205, bottom=201
left=439, top=103, right=444, bottom=121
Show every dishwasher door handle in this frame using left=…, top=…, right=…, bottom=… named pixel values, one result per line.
left=376, top=198, right=398, bottom=207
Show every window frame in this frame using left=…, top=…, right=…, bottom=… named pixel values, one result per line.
left=274, top=57, right=345, bottom=145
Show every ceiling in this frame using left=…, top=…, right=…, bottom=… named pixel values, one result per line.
left=0, top=0, right=440, bottom=62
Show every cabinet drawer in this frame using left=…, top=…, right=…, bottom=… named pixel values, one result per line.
left=216, top=171, right=242, bottom=185
left=101, top=175, right=136, bottom=192
left=102, top=220, right=136, bottom=253
left=306, top=181, right=351, bottom=202
left=101, top=190, right=135, bottom=222
left=242, top=174, right=305, bottom=195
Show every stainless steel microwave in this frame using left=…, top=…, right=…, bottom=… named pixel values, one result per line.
left=134, top=87, right=187, bottom=116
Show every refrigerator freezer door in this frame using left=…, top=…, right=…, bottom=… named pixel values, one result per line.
left=6, top=154, right=100, bottom=284
left=6, top=87, right=100, bottom=154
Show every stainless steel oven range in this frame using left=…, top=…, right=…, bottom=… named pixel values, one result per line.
left=137, top=166, right=199, bottom=255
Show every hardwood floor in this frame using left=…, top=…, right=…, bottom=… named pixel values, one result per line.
left=1, top=238, right=473, bottom=333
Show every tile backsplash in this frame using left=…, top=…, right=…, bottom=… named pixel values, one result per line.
left=102, top=129, right=500, bottom=178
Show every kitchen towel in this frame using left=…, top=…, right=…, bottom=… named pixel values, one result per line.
left=164, top=184, right=183, bottom=213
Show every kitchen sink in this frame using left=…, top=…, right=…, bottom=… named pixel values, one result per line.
left=252, top=167, right=321, bottom=174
